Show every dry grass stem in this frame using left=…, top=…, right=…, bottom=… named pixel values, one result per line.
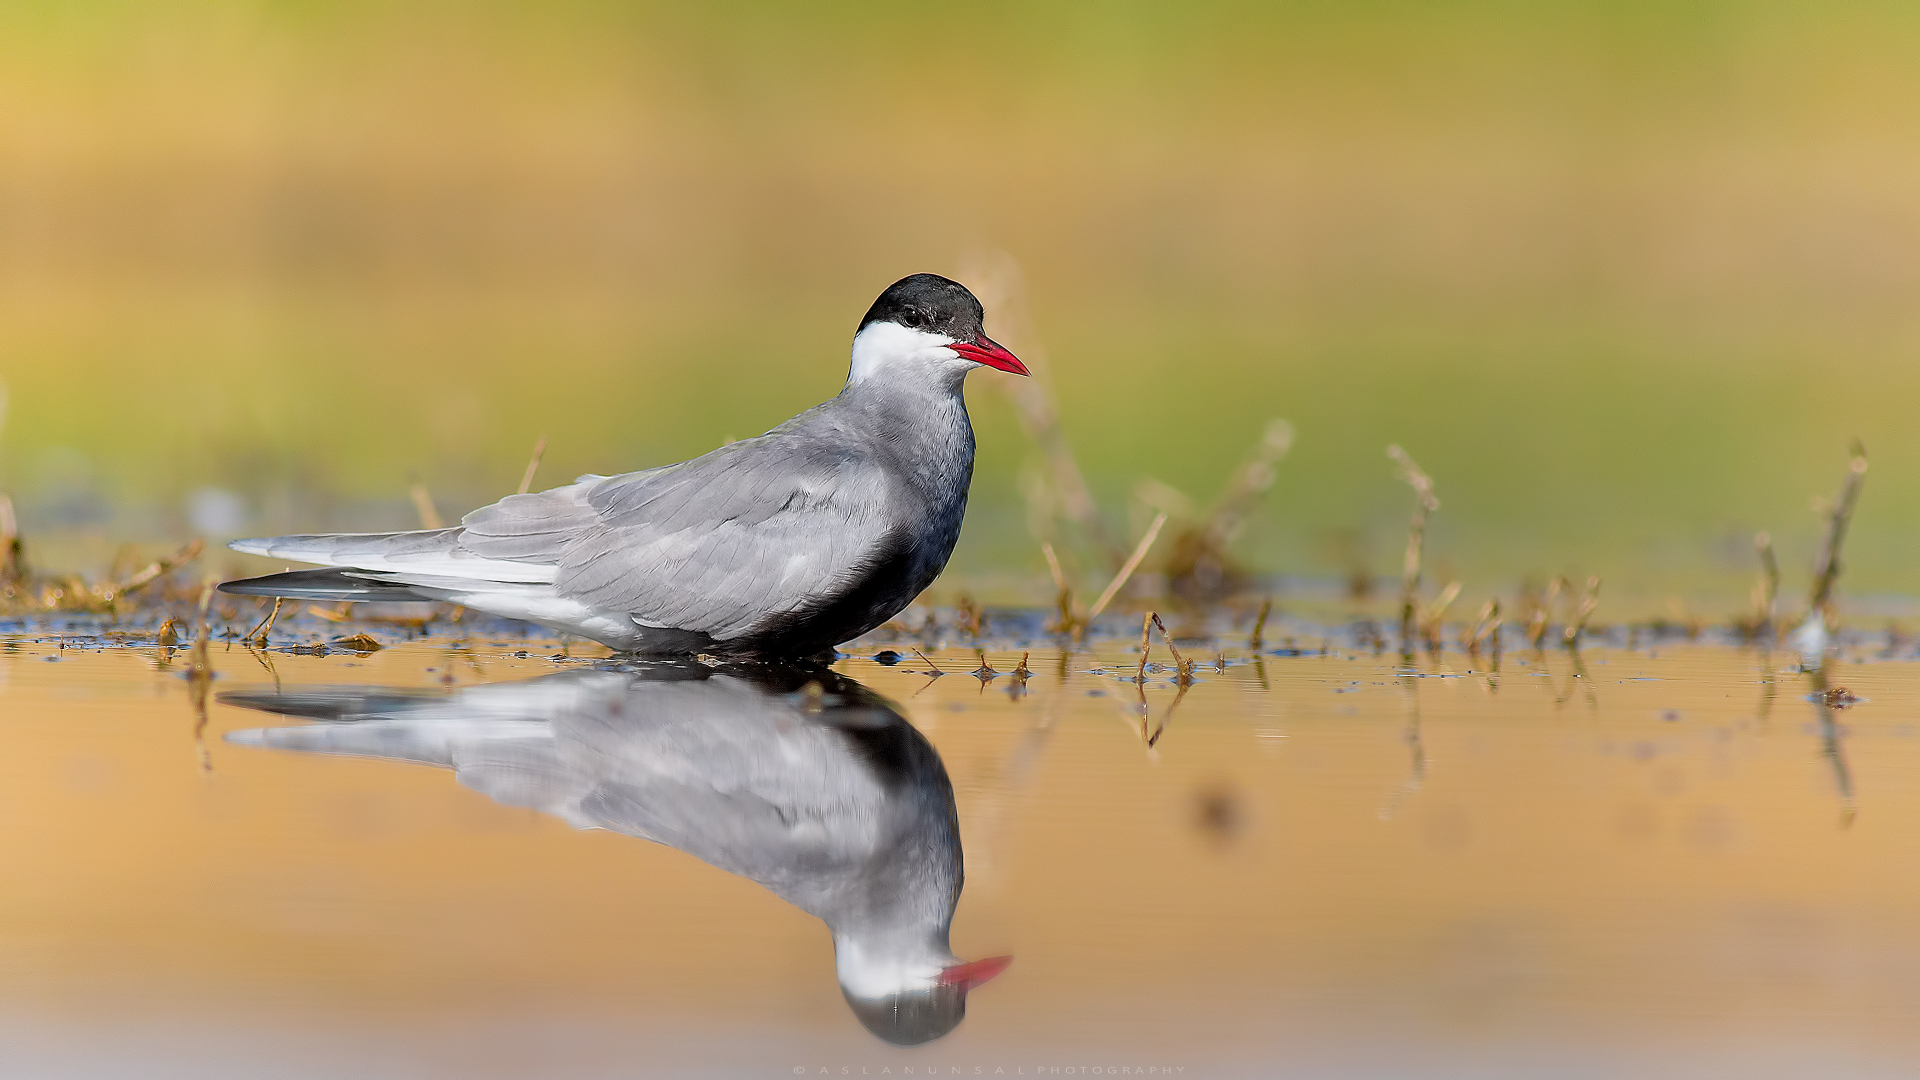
left=1529, top=577, right=1563, bottom=648
left=410, top=482, right=443, bottom=529
left=1755, top=531, right=1780, bottom=632
left=1468, top=600, right=1502, bottom=653
left=0, top=494, right=22, bottom=585
left=1420, top=581, right=1461, bottom=652
left=243, top=596, right=284, bottom=646
left=1150, top=612, right=1196, bottom=684
left=1040, top=541, right=1077, bottom=633
left=1086, top=511, right=1168, bottom=625
left=911, top=647, right=944, bottom=675
left=1564, top=576, right=1601, bottom=648
left=1163, top=419, right=1294, bottom=597
left=1807, top=441, right=1868, bottom=620
left=515, top=433, right=549, bottom=495
left=101, top=539, right=205, bottom=608
left=1250, top=596, right=1272, bottom=651
left=1387, top=445, right=1439, bottom=652
left=968, top=251, right=1126, bottom=569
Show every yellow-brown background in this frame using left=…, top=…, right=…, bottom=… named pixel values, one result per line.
left=5, top=2, right=1920, bottom=609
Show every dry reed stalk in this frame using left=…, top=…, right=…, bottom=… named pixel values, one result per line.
left=1806, top=442, right=1868, bottom=623
left=1468, top=599, right=1501, bottom=654
left=1420, top=581, right=1461, bottom=652
left=243, top=596, right=284, bottom=646
left=1150, top=611, right=1196, bottom=684
left=0, top=494, right=22, bottom=585
left=517, top=434, right=549, bottom=495
left=117, top=538, right=204, bottom=594
left=955, top=595, right=986, bottom=638
left=1135, top=613, right=1153, bottom=682
left=1085, top=511, right=1168, bottom=626
left=1041, top=541, right=1077, bottom=633
left=1754, top=531, right=1780, bottom=638
left=1563, top=576, right=1600, bottom=648
left=1162, top=419, right=1294, bottom=596
left=1529, top=577, right=1562, bottom=648
left=965, top=251, right=1124, bottom=567
left=1249, top=596, right=1272, bottom=651
left=1387, top=445, right=1439, bottom=653
left=410, top=482, right=443, bottom=529
left=911, top=647, right=944, bottom=675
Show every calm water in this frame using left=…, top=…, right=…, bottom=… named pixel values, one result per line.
left=2, top=622, right=1918, bottom=1078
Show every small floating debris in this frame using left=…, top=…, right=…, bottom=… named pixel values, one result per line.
left=1816, top=686, right=1862, bottom=708
left=872, top=650, right=902, bottom=666
left=331, top=634, right=383, bottom=654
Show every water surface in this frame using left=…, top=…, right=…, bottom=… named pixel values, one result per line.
left=2, top=627, right=1917, bottom=1077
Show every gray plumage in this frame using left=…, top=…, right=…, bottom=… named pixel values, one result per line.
left=221, top=664, right=993, bottom=1046
left=220, top=273, right=1025, bottom=659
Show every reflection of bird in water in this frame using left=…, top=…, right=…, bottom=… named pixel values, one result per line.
left=219, top=664, right=1010, bottom=1046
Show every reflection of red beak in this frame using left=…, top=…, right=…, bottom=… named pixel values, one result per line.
left=950, top=335, right=1029, bottom=376
left=937, top=955, right=1013, bottom=990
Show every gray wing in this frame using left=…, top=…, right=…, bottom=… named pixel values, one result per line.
left=461, top=422, right=899, bottom=639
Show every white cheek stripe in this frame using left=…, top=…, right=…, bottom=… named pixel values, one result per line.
left=848, top=322, right=958, bottom=383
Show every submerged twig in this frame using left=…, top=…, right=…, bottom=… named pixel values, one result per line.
left=1804, top=662, right=1857, bottom=827
left=186, top=576, right=216, bottom=772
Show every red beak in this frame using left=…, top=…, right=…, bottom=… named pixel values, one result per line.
left=937, top=955, right=1013, bottom=990
left=950, top=335, right=1029, bottom=376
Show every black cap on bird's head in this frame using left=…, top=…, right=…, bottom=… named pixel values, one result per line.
left=856, top=274, right=1028, bottom=376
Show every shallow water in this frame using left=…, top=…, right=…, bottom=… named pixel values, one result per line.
left=2, top=626, right=1918, bottom=1078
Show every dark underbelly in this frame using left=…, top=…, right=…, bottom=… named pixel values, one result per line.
left=714, top=522, right=949, bottom=660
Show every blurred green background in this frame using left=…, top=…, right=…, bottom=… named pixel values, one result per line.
left=5, top=1, right=1920, bottom=615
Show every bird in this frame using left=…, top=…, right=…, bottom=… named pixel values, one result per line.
left=219, top=273, right=1028, bottom=659
left=221, top=663, right=1013, bottom=1046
